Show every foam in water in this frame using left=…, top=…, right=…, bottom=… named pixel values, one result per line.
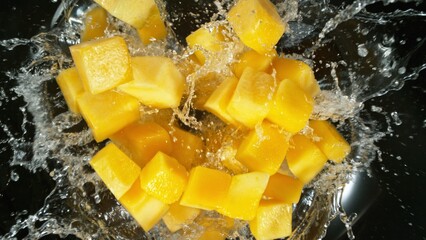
left=1, top=0, right=425, bottom=239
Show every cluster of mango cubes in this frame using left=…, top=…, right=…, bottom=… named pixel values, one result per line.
left=55, top=0, right=351, bottom=239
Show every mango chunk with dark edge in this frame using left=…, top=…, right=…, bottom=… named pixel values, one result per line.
left=90, top=143, right=141, bottom=199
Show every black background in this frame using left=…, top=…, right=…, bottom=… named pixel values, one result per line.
left=1, top=0, right=425, bottom=239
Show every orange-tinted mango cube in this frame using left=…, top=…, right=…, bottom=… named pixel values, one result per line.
left=94, top=0, right=156, bottom=28
left=162, top=202, right=200, bottom=232
left=90, top=143, right=141, bottom=199
left=110, top=121, right=172, bottom=168
left=227, top=0, right=285, bottom=54
left=272, top=57, right=320, bottom=97
left=263, top=173, right=304, bottom=204
left=218, top=172, right=269, bottom=220
left=70, top=36, right=132, bottom=94
left=310, top=120, right=351, bottom=163
left=77, top=90, right=140, bottom=142
left=140, top=151, right=188, bottom=204
left=137, top=5, right=167, bottom=44
left=249, top=200, right=292, bottom=240
left=56, top=67, right=85, bottom=113
left=169, top=127, right=204, bottom=169
left=232, top=49, right=277, bottom=78
left=227, top=67, right=275, bottom=128
left=286, top=134, right=328, bottom=183
left=180, top=166, right=232, bottom=211
left=80, top=6, right=108, bottom=42
left=117, top=56, right=185, bottom=109
left=203, top=76, right=240, bottom=126
left=119, top=178, right=169, bottom=232
left=186, top=24, right=226, bottom=65
left=267, top=79, right=313, bottom=134
left=236, top=121, right=289, bottom=175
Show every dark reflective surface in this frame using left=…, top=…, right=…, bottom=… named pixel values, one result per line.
left=1, top=0, right=425, bottom=239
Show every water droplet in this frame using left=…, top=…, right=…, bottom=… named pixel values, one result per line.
left=357, top=44, right=368, bottom=57
left=10, top=170, right=19, bottom=182
left=391, top=111, right=402, bottom=126
left=398, top=67, right=406, bottom=74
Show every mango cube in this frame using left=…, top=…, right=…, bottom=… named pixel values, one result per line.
left=119, top=178, right=169, bottom=232
left=90, top=143, right=141, bottom=199
left=227, top=0, right=285, bottom=54
left=267, top=79, right=313, bottom=134
left=236, top=121, right=289, bottom=175
left=232, top=49, right=277, bottom=78
left=94, top=0, right=156, bottom=28
left=81, top=6, right=108, bottom=42
left=186, top=25, right=226, bottom=65
left=169, top=127, right=204, bottom=169
left=110, top=122, right=172, bottom=168
left=272, top=57, right=320, bottom=97
left=77, top=90, right=140, bottom=142
left=180, top=166, right=232, bottom=211
left=137, top=5, right=167, bottom=44
left=117, top=56, right=185, bottom=109
left=227, top=67, right=275, bottom=128
left=249, top=200, right=292, bottom=240
left=140, top=151, right=188, bottom=204
left=199, top=230, right=226, bottom=240
left=263, top=173, right=304, bottom=204
left=218, top=172, right=269, bottom=220
left=56, top=67, right=85, bottom=113
left=310, top=120, right=351, bottom=163
left=286, top=134, right=328, bottom=183
left=162, top=202, right=201, bottom=232
left=204, top=76, right=240, bottom=126
left=70, top=36, right=132, bottom=94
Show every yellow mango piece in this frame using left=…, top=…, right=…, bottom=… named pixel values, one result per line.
left=162, top=202, right=200, bottom=232
left=249, top=200, right=292, bottom=240
left=263, top=173, right=304, bottom=204
left=119, top=177, right=169, bottom=232
left=117, top=56, right=185, bottom=109
left=70, top=36, right=132, bottom=94
left=137, top=5, right=167, bottom=44
left=227, top=67, right=275, bottom=128
left=140, top=151, right=188, bottom=204
left=169, top=127, right=204, bottom=169
left=186, top=25, right=226, bottom=65
left=110, top=121, right=172, bottom=168
left=81, top=6, right=108, bottom=42
left=218, top=172, right=269, bottom=220
left=272, top=57, right=320, bottom=97
left=232, top=49, right=277, bottom=78
left=310, top=120, right=351, bottom=163
left=56, top=67, right=85, bottom=113
left=180, top=166, right=232, bottom=211
left=197, top=216, right=234, bottom=240
left=219, top=143, right=248, bottom=174
left=236, top=121, right=289, bottom=175
left=286, top=134, right=328, bottom=184
left=90, top=143, right=141, bottom=199
left=199, top=230, right=226, bottom=240
left=227, top=0, right=285, bottom=54
left=94, top=0, right=156, bottom=28
left=203, top=76, right=240, bottom=126
left=267, top=79, right=313, bottom=134
left=77, top=90, right=140, bottom=142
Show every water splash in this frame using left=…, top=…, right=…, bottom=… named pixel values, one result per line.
left=1, top=0, right=425, bottom=239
